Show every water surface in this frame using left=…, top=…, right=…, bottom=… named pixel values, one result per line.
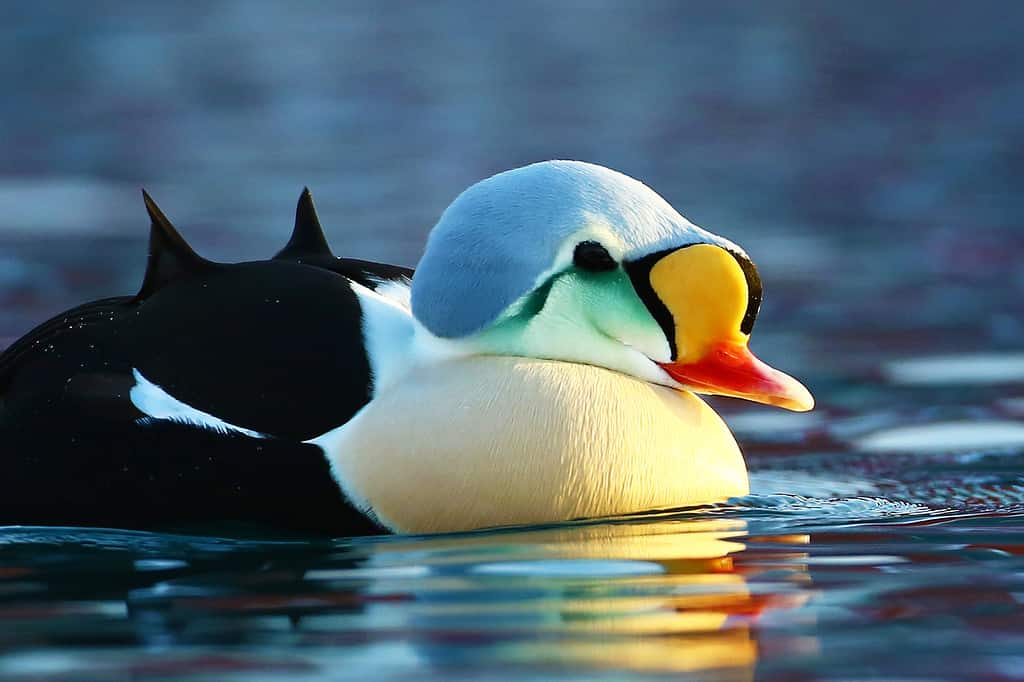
left=1, top=2, right=1023, bottom=679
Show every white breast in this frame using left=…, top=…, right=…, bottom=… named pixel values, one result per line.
left=313, top=356, right=748, bottom=534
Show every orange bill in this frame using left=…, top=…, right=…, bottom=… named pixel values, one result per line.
left=659, top=340, right=814, bottom=412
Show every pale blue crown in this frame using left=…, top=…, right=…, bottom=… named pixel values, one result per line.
left=411, top=160, right=737, bottom=338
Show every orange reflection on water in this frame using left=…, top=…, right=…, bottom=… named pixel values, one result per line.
left=356, top=517, right=814, bottom=675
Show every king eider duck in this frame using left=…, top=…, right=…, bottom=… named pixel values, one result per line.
left=0, top=161, right=812, bottom=536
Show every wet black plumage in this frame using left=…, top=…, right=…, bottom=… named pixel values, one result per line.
left=0, top=190, right=411, bottom=535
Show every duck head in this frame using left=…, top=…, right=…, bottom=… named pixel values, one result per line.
left=411, top=161, right=812, bottom=411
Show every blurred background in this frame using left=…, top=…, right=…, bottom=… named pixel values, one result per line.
left=2, top=4, right=1024, bottom=680
left=1, top=1, right=1021, bottom=399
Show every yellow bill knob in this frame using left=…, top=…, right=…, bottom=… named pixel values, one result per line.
left=646, top=244, right=814, bottom=412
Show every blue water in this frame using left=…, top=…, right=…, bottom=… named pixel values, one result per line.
left=1, top=2, right=1023, bottom=679
left=1, top=497, right=1022, bottom=680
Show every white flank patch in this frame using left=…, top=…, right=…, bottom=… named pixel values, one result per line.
left=349, top=280, right=415, bottom=394
left=308, top=410, right=390, bottom=531
left=129, top=368, right=267, bottom=439
left=366, top=275, right=412, bottom=310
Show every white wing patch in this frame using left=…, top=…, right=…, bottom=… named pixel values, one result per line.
left=129, top=368, right=268, bottom=439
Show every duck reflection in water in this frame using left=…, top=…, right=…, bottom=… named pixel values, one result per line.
left=0, top=518, right=813, bottom=677
left=303, top=518, right=814, bottom=677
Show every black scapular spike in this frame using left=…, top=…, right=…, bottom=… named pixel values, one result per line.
left=274, top=187, right=333, bottom=260
left=135, top=190, right=213, bottom=301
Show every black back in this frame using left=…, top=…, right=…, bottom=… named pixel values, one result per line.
left=126, top=259, right=376, bottom=440
left=0, top=190, right=412, bottom=536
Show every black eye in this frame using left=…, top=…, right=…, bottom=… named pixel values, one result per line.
left=573, top=241, right=617, bottom=272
